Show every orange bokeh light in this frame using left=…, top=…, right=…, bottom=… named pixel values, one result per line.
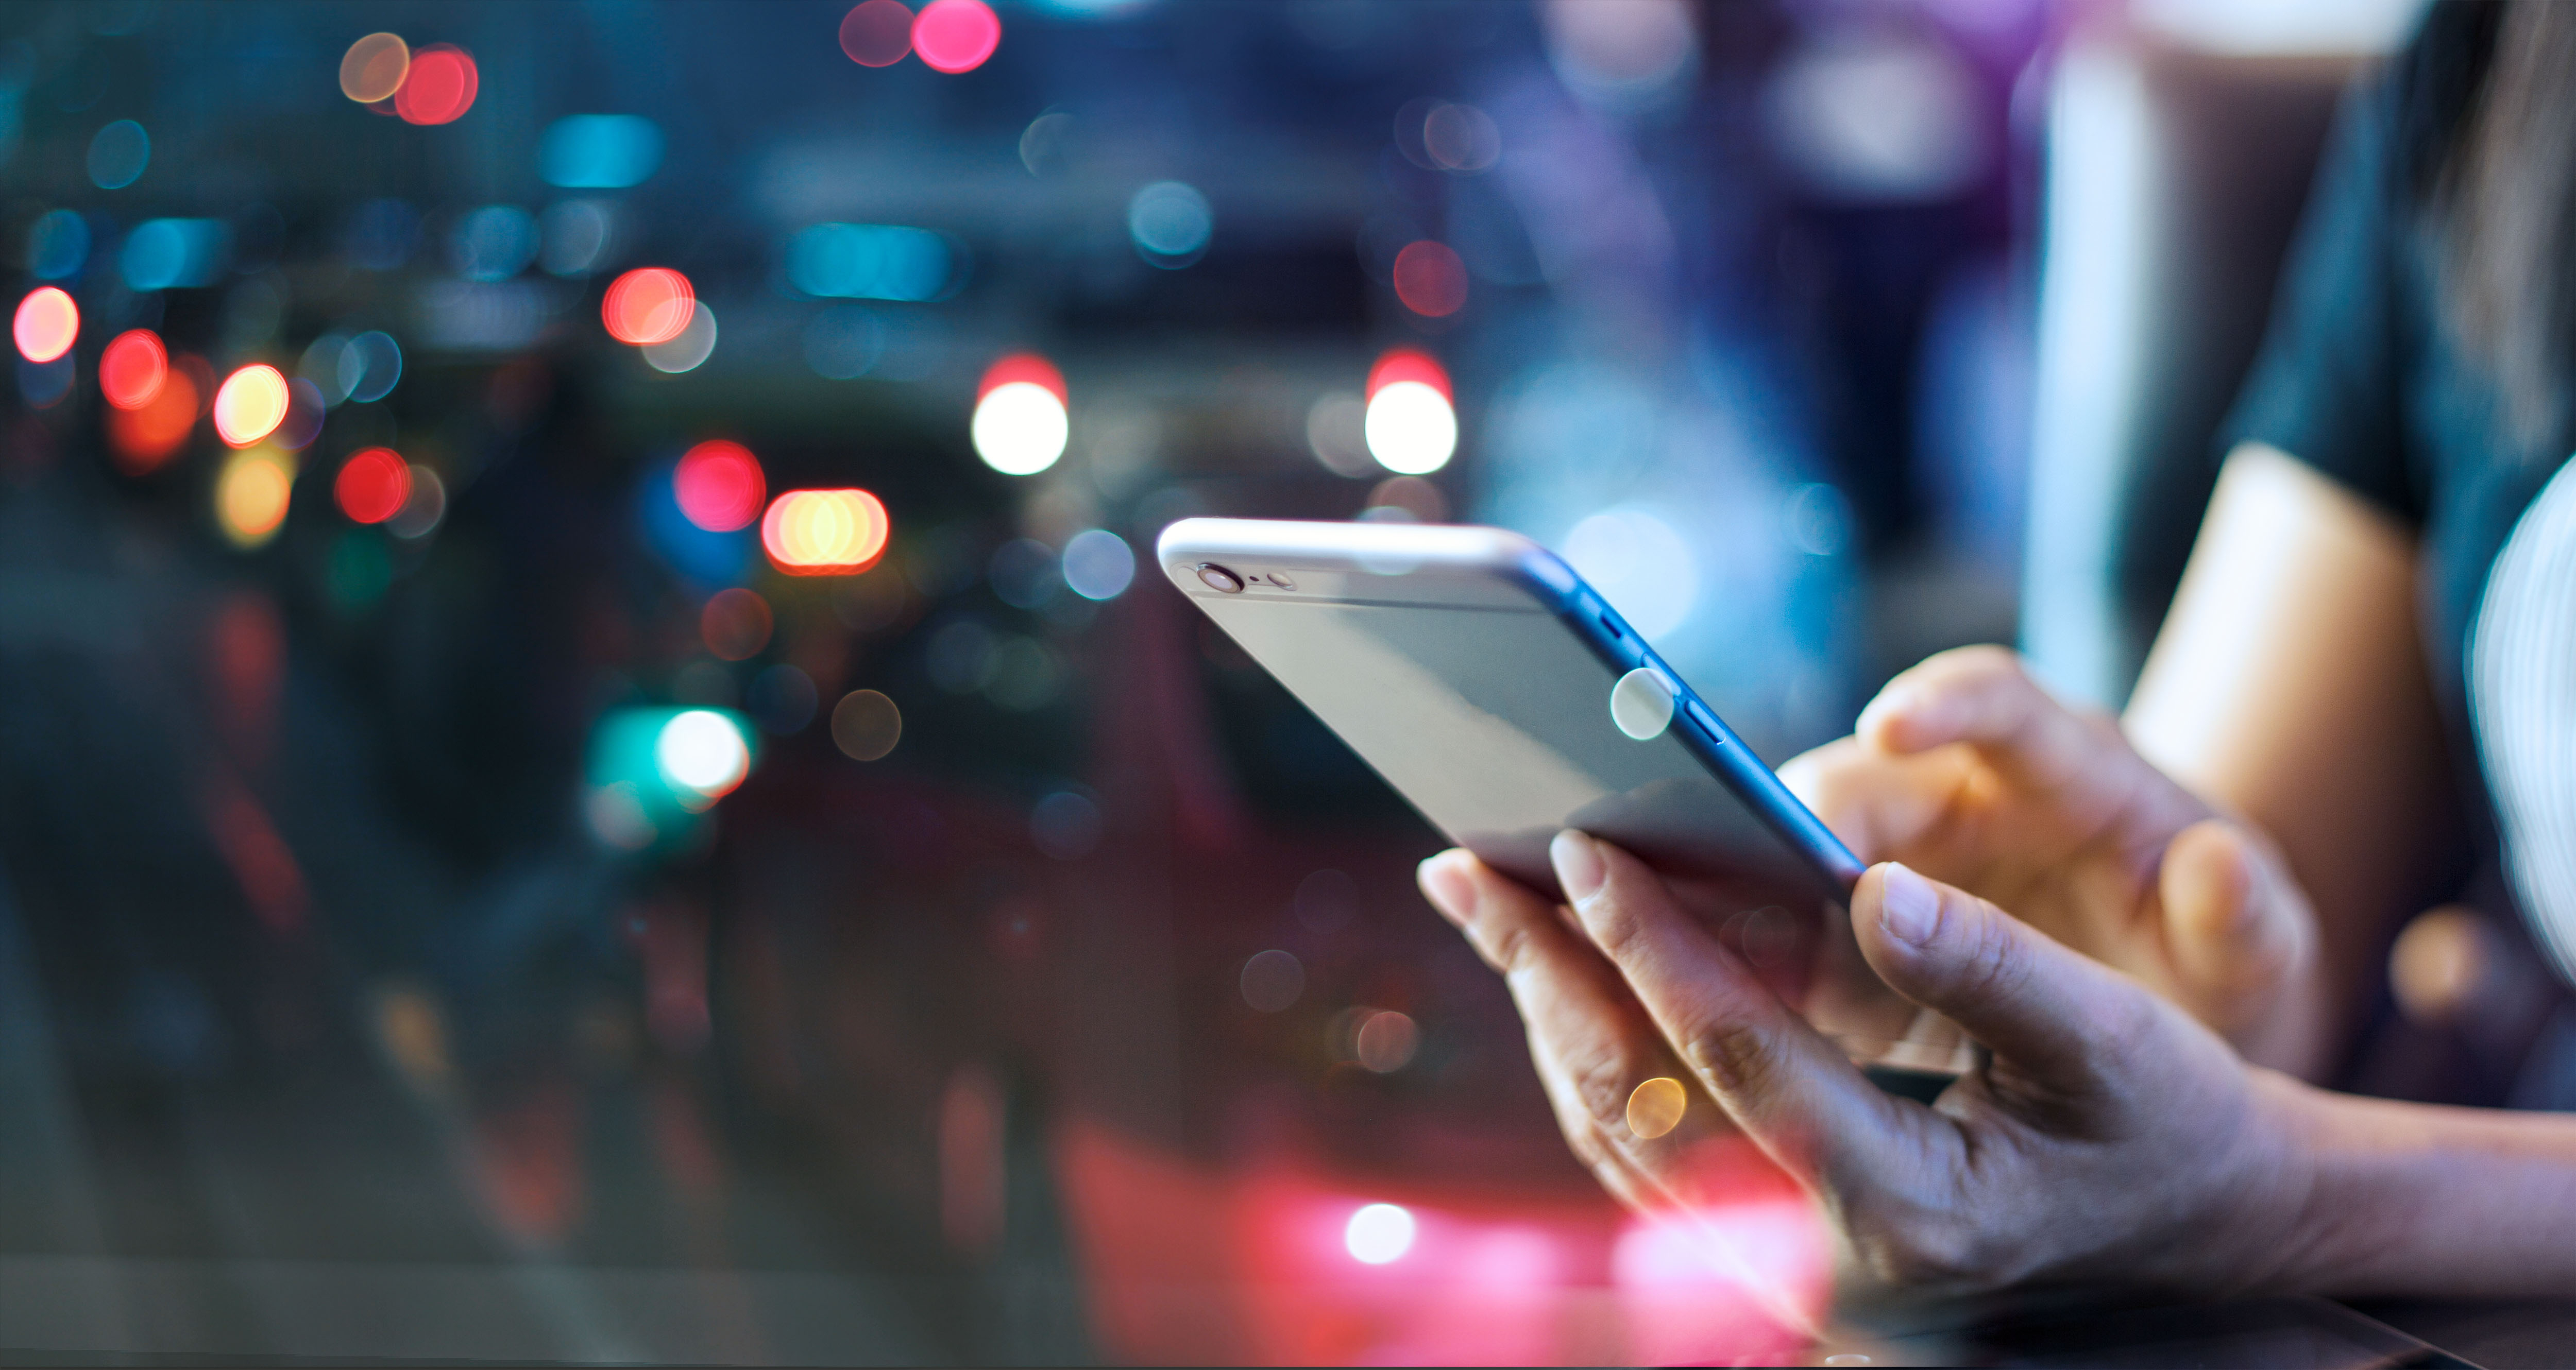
left=394, top=44, right=477, bottom=125
left=839, top=0, right=914, bottom=66
left=213, top=365, right=292, bottom=448
left=602, top=267, right=696, bottom=346
left=674, top=440, right=766, bottom=532
left=339, top=32, right=410, bottom=103
left=912, top=0, right=1000, bottom=74
left=13, top=287, right=77, bottom=363
left=99, top=329, right=168, bottom=409
left=107, top=363, right=199, bottom=474
left=334, top=448, right=412, bottom=524
left=761, top=489, right=889, bottom=575
left=1392, top=240, right=1469, bottom=318
left=1367, top=348, right=1451, bottom=401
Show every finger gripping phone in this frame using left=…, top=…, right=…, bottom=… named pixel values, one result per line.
left=1158, top=517, right=1964, bottom=1089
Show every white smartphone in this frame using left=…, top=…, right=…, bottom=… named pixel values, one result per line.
left=1156, top=517, right=1971, bottom=1087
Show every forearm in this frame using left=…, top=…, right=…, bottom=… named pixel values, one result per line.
left=2274, top=1077, right=2576, bottom=1296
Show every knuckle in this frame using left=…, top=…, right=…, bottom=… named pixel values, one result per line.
left=1562, top=1042, right=1647, bottom=1134
left=1679, top=1011, right=1780, bottom=1098
left=1478, top=918, right=1537, bottom=976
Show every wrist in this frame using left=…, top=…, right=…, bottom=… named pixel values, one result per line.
left=2249, top=1074, right=2408, bottom=1294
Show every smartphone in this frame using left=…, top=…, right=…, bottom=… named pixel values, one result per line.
left=1157, top=517, right=1969, bottom=1087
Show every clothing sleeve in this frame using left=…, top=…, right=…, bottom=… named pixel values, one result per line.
left=2220, top=71, right=2425, bottom=525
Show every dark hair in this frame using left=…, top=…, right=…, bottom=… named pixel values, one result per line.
left=2445, top=0, right=2576, bottom=447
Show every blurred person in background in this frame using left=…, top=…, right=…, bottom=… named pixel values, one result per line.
left=1421, top=0, right=2576, bottom=1296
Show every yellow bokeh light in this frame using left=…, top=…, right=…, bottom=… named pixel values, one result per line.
left=213, top=365, right=291, bottom=448
left=340, top=33, right=410, bottom=103
left=1626, top=1076, right=1687, bottom=1140
left=215, top=447, right=297, bottom=549
left=760, top=488, right=889, bottom=574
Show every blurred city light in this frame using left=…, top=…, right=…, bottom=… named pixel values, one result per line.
left=830, top=688, right=903, bottom=760
left=655, top=709, right=752, bottom=807
left=25, top=210, right=88, bottom=280
left=540, top=199, right=613, bottom=276
left=761, top=489, right=891, bottom=574
left=641, top=457, right=753, bottom=585
left=1541, top=0, right=1698, bottom=112
left=334, top=448, right=411, bottom=524
left=338, top=32, right=409, bottom=103
left=1563, top=508, right=1697, bottom=641
left=700, top=587, right=773, bottom=660
left=273, top=379, right=327, bottom=451
left=911, top=0, right=1002, bottom=73
left=642, top=303, right=719, bottom=373
left=450, top=206, right=538, bottom=280
left=1060, top=528, right=1136, bottom=600
left=1421, top=101, right=1502, bottom=171
left=1345, top=1203, right=1416, bottom=1264
left=386, top=465, right=445, bottom=539
left=972, top=354, right=1068, bottom=475
left=602, top=267, right=695, bottom=345
left=1392, top=239, right=1469, bottom=317
left=1238, top=950, right=1303, bottom=1013
left=394, top=44, right=478, bottom=125
left=673, top=441, right=766, bottom=531
left=107, top=361, right=197, bottom=473
left=1626, top=1076, right=1687, bottom=1141
left=213, top=365, right=290, bottom=447
left=1126, top=181, right=1212, bottom=267
left=98, top=329, right=165, bottom=409
left=87, top=119, right=148, bottom=189
left=13, top=287, right=77, bottom=363
left=341, top=331, right=402, bottom=402
left=1354, top=1009, right=1419, bottom=1071
left=539, top=115, right=664, bottom=189
left=1363, top=349, right=1455, bottom=475
left=214, top=448, right=296, bottom=549
left=839, top=0, right=915, bottom=66
left=787, top=224, right=956, bottom=301
left=121, top=218, right=232, bottom=290
left=1304, top=392, right=1371, bottom=476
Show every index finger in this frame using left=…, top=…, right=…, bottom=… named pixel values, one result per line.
left=1855, top=646, right=2124, bottom=798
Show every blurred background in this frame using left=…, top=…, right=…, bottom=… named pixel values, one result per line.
left=0, top=0, right=2425, bottom=1363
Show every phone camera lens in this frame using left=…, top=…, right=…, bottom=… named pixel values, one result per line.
left=1196, top=563, right=1244, bottom=593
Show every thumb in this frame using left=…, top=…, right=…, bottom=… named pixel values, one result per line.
left=1853, top=862, right=2150, bottom=1094
left=2159, top=818, right=2310, bottom=1003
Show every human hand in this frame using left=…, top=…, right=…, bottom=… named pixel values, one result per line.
left=1419, top=835, right=2321, bottom=1294
left=1782, top=646, right=2324, bottom=1074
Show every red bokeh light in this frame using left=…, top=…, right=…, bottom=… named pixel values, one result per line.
left=700, top=588, right=775, bottom=661
left=912, top=0, right=1000, bottom=74
left=839, top=0, right=914, bottom=65
left=13, top=287, right=77, bottom=364
left=99, top=329, right=168, bottom=410
left=107, top=363, right=200, bottom=475
left=602, top=268, right=696, bottom=346
left=1392, top=241, right=1469, bottom=318
left=673, top=440, right=767, bottom=532
left=335, top=448, right=412, bottom=524
left=1367, top=348, right=1451, bottom=401
left=395, top=44, right=478, bottom=125
left=977, top=352, right=1065, bottom=402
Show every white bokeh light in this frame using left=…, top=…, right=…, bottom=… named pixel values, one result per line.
left=1363, top=381, right=1456, bottom=475
left=1060, top=528, right=1137, bottom=600
left=1563, top=508, right=1698, bottom=641
left=1345, top=1203, right=1416, bottom=1265
left=972, top=381, right=1070, bottom=475
left=655, top=709, right=750, bottom=803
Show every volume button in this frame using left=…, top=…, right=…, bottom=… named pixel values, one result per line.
left=1683, top=700, right=1723, bottom=743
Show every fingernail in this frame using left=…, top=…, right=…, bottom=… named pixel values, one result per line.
left=1878, top=863, right=1939, bottom=946
left=1418, top=856, right=1472, bottom=923
left=1551, top=830, right=1606, bottom=903
left=1863, top=688, right=1947, bottom=745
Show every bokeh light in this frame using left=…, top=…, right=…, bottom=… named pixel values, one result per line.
left=972, top=354, right=1068, bottom=476
left=654, top=709, right=751, bottom=807
left=641, top=302, right=718, bottom=373
left=1239, top=950, right=1303, bottom=1013
left=538, top=114, right=663, bottom=189
left=387, top=465, right=446, bottom=539
left=1563, top=508, right=1698, bottom=641
left=1364, top=350, right=1456, bottom=475
left=99, top=329, right=166, bottom=409
left=450, top=205, right=538, bottom=280
left=1393, top=240, right=1469, bottom=317
left=839, top=0, right=914, bottom=66
left=1345, top=1203, right=1416, bottom=1265
left=602, top=267, right=696, bottom=345
left=700, top=587, right=773, bottom=661
left=334, top=448, right=411, bottom=524
left=13, top=287, right=77, bottom=363
left=1127, top=181, right=1212, bottom=266
left=1421, top=101, right=1502, bottom=171
left=213, top=365, right=291, bottom=447
left=215, top=448, right=296, bottom=549
left=541, top=199, right=613, bottom=276
left=911, top=0, right=1001, bottom=73
left=273, top=379, right=327, bottom=451
left=674, top=441, right=766, bottom=531
left=121, top=218, right=231, bottom=290
left=395, top=44, right=478, bottom=125
left=830, top=689, right=903, bottom=761
left=107, top=360, right=198, bottom=473
left=26, top=210, right=89, bottom=280
left=1060, top=528, right=1136, bottom=600
left=87, top=119, right=148, bottom=190
left=341, top=331, right=402, bottom=403
left=338, top=32, right=409, bottom=103
left=787, top=224, right=956, bottom=301
left=1626, top=1076, right=1687, bottom=1140
left=1354, top=1009, right=1420, bottom=1072
left=761, top=489, right=890, bottom=574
